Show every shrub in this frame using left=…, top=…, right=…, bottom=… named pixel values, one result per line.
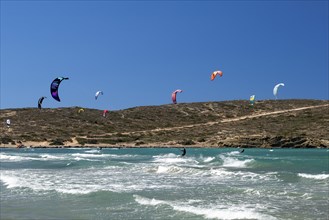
left=49, top=139, right=64, bottom=145
left=85, top=139, right=98, bottom=144
left=1, top=136, right=13, bottom=144
left=135, top=140, right=145, bottom=146
left=179, top=139, right=195, bottom=145
left=77, top=138, right=86, bottom=145
left=197, top=137, right=206, bottom=142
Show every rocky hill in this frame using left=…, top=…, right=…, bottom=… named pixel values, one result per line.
left=1, top=99, right=328, bottom=148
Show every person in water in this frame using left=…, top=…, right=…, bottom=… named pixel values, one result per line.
left=181, top=147, right=186, bottom=156
left=240, top=149, right=245, bottom=153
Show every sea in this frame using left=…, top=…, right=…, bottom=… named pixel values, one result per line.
left=1, top=147, right=328, bottom=220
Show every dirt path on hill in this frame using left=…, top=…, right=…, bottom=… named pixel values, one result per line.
left=87, top=104, right=329, bottom=138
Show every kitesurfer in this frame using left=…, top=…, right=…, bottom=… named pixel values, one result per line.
left=240, top=149, right=245, bottom=153
left=181, top=147, right=186, bottom=156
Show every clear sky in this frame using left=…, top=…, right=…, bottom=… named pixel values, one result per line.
left=1, top=0, right=328, bottom=110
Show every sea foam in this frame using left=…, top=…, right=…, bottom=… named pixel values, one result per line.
left=134, top=195, right=277, bottom=220
left=220, top=155, right=254, bottom=168
left=298, top=173, right=329, bottom=180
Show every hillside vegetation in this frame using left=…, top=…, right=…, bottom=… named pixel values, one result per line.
left=1, top=99, right=328, bottom=148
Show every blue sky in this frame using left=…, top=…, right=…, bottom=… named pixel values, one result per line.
left=1, top=1, right=328, bottom=110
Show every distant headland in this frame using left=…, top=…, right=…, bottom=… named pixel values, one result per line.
left=1, top=99, right=328, bottom=148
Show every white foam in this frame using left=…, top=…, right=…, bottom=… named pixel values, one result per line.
left=220, top=155, right=254, bottom=168
left=134, top=195, right=277, bottom=220
left=226, top=151, right=240, bottom=156
left=1, top=167, right=175, bottom=195
left=244, top=188, right=261, bottom=196
left=152, top=154, right=198, bottom=165
left=1, top=170, right=94, bottom=194
left=301, top=193, right=312, bottom=200
left=203, top=157, right=215, bottom=163
left=0, top=174, right=21, bottom=188
left=298, top=173, right=329, bottom=180
left=85, top=149, right=101, bottom=153
left=0, top=154, right=26, bottom=161
left=107, top=154, right=140, bottom=159
left=134, top=195, right=164, bottom=206
left=210, top=168, right=235, bottom=177
left=209, top=169, right=277, bottom=182
left=40, top=154, right=65, bottom=160
left=153, top=156, right=185, bottom=164
left=56, top=185, right=99, bottom=195
left=172, top=205, right=276, bottom=220
left=155, top=165, right=183, bottom=174
left=71, top=153, right=107, bottom=158
left=1, top=153, right=70, bottom=162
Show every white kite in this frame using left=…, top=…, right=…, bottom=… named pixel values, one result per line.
left=273, top=83, right=285, bottom=99
left=95, top=91, right=103, bottom=100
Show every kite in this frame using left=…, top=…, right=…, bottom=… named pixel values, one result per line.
left=172, top=89, right=183, bottom=104
left=95, top=91, right=103, bottom=100
left=6, top=119, right=11, bottom=127
left=38, top=96, right=47, bottom=109
left=249, top=95, right=255, bottom=106
left=273, top=83, right=285, bottom=99
left=50, top=77, right=69, bottom=102
left=103, top=110, right=109, bottom=117
left=78, top=108, right=84, bottom=114
left=211, top=70, right=223, bottom=81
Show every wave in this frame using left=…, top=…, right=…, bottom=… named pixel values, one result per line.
left=0, top=152, right=100, bottom=162
left=210, top=169, right=278, bottom=182
left=152, top=154, right=219, bottom=166
left=40, top=154, right=67, bottom=160
left=71, top=153, right=108, bottom=158
left=0, top=153, right=30, bottom=162
left=133, top=195, right=277, bottom=220
left=0, top=174, right=21, bottom=189
left=0, top=167, right=174, bottom=195
left=298, top=173, right=329, bottom=180
left=147, top=154, right=274, bottom=182
left=155, top=165, right=183, bottom=174
left=203, top=156, right=216, bottom=163
left=85, top=149, right=101, bottom=153
left=152, top=153, right=197, bottom=164
left=226, top=151, right=241, bottom=156
left=220, top=155, right=254, bottom=168
left=0, top=153, right=61, bottom=162
left=0, top=171, right=111, bottom=195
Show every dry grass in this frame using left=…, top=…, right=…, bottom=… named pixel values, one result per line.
left=1, top=100, right=328, bottom=148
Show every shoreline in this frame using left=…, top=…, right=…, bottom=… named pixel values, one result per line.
left=1, top=142, right=327, bottom=149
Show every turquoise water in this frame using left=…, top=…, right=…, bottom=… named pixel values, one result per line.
left=1, top=147, right=328, bottom=220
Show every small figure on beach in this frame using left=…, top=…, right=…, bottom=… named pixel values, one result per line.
left=181, top=147, right=186, bottom=157
left=16, top=141, right=24, bottom=148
